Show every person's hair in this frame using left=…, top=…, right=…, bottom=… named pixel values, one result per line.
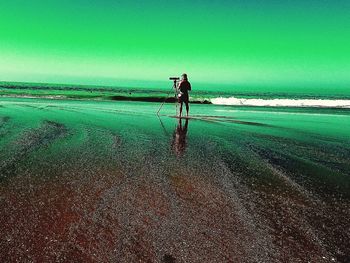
left=182, top=73, right=188, bottom=80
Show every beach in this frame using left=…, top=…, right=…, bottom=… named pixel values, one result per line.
left=0, top=97, right=349, bottom=262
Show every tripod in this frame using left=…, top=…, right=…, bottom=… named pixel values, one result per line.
left=156, top=78, right=179, bottom=116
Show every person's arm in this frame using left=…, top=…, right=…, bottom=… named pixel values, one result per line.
left=188, top=82, right=191, bottom=91
left=177, top=81, right=183, bottom=91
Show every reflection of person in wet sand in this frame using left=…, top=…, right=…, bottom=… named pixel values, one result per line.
left=172, top=118, right=189, bottom=156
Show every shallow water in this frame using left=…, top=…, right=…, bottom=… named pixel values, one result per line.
left=2, top=81, right=350, bottom=107
left=0, top=98, right=349, bottom=262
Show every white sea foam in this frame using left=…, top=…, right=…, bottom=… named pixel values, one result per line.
left=210, top=97, right=350, bottom=108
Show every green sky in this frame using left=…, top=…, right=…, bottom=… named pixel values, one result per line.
left=0, top=0, right=349, bottom=88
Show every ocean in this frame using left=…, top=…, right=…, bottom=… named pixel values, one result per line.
left=1, top=81, right=350, bottom=108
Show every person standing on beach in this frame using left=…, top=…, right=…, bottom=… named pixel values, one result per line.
left=177, top=73, right=191, bottom=117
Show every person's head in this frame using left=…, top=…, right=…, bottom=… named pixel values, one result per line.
left=181, top=73, right=188, bottom=81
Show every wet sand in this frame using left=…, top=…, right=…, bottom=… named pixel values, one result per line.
left=0, top=98, right=349, bottom=262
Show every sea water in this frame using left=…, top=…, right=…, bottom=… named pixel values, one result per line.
left=2, top=81, right=350, bottom=108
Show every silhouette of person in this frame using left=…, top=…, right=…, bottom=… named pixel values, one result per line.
left=172, top=118, right=189, bottom=156
left=177, top=73, right=191, bottom=117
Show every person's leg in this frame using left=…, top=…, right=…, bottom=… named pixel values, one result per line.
left=185, top=102, right=189, bottom=116
left=179, top=102, right=183, bottom=117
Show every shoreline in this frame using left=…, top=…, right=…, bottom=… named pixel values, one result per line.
left=2, top=95, right=350, bottom=112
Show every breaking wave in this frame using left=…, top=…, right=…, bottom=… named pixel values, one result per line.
left=210, top=97, right=350, bottom=108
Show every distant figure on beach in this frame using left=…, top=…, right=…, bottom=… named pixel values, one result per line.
left=177, top=73, right=191, bottom=117
left=172, top=118, right=189, bottom=156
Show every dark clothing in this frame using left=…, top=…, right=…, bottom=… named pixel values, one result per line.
left=178, top=80, right=191, bottom=94
left=178, top=80, right=191, bottom=103
left=178, top=92, right=189, bottom=103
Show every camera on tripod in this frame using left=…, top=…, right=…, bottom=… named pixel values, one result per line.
left=156, top=77, right=181, bottom=115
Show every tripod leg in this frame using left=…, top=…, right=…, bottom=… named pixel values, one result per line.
left=175, top=82, right=180, bottom=117
left=157, top=82, right=177, bottom=115
left=175, top=83, right=178, bottom=117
